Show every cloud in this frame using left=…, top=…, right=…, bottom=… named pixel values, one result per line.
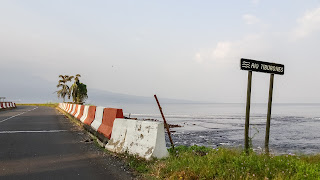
left=194, top=33, right=271, bottom=64
left=212, top=42, right=232, bottom=59
left=194, top=50, right=212, bottom=63
left=292, top=7, right=320, bottom=39
left=242, top=14, right=260, bottom=25
left=195, top=7, right=320, bottom=69
left=251, top=0, right=260, bottom=5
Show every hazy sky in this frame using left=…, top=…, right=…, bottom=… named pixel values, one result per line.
left=1, top=0, right=320, bottom=103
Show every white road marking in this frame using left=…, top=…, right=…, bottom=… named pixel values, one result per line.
left=0, top=107, right=39, bottom=123
left=0, top=130, right=68, bottom=134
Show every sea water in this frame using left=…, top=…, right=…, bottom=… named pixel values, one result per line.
left=102, top=103, right=320, bottom=154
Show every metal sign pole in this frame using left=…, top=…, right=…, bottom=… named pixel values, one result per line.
left=244, top=71, right=253, bottom=154
left=265, top=74, right=274, bottom=154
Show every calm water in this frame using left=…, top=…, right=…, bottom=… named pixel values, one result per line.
left=101, top=103, right=320, bottom=154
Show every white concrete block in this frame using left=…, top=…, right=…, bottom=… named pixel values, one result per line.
left=74, top=105, right=81, bottom=118
left=105, top=118, right=169, bottom=160
left=80, top=106, right=90, bottom=122
left=91, top=106, right=104, bottom=131
left=70, top=105, right=76, bottom=115
left=68, top=104, right=73, bottom=113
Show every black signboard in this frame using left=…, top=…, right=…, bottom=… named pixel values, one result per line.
left=240, top=58, right=284, bottom=75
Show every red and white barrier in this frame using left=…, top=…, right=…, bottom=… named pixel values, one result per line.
left=99, top=108, right=124, bottom=139
left=80, top=106, right=90, bottom=122
left=76, top=105, right=85, bottom=119
left=0, top=102, right=17, bottom=110
left=58, top=103, right=168, bottom=160
left=74, top=105, right=81, bottom=118
left=91, top=106, right=104, bottom=131
left=66, top=104, right=70, bottom=112
left=72, top=104, right=79, bottom=116
left=83, top=106, right=96, bottom=125
left=69, top=104, right=76, bottom=114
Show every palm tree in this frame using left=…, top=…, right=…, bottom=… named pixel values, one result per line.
left=70, top=74, right=88, bottom=104
left=56, top=75, right=74, bottom=102
left=70, top=74, right=80, bottom=103
left=76, top=82, right=88, bottom=103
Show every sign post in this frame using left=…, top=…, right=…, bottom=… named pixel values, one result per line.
left=240, top=58, right=284, bottom=154
left=244, top=71, right=252, bottom=154
left=265, top=74, right=274, bottom=154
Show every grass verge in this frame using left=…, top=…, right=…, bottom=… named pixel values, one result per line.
left=16, top=103, right=59, bottom=108
left=121, top=145, right=320, bottom=180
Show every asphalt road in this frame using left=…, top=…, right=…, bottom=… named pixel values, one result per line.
left=0, top=106, right=134, bottom=180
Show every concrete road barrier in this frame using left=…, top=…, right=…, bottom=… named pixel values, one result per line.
left=70, top=105, right=77, bottom=115
left=83, top=106, right=96, bottom=125
left=68, top=104, right=73, bottom=114
left=80, top=106, right=90, bottom=122
left=64, top=104, right=68, bottom=111
left=98, top=108, right=124, bottom=139
left=91, top=106, right=105, bottom=131
left=67, top=104, right=72, bottom=113
left=105, top=118, right=169, bottom=160
left=65, top=104, right=69, bottom=111
left=76, top=105, right=85, bottom=120
left=74, top=105, right=82, bottom=119
left=58, top=103, right=168, bottom=160
left=66, top=104, right=72, bottom=113
left=72, top=104, right=79, bottom=116
left=0, top=102, right=16, bottom=109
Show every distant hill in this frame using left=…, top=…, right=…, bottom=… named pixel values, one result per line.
left=87, top=88, right=199, bottom=105
left=1, top=69, right=198, bottom=104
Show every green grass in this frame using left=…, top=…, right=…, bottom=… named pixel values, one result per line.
left=16, top=103, right=59, bottom=108
left=124, top=145, right=320, bottom=180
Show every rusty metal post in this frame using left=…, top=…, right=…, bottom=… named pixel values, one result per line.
left=154, top=94, right=174, bottom=149
left=244, top=71, right=252, bottom=154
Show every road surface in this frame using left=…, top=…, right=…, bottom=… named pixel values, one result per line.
left=0, top=106, right=134, bottom=180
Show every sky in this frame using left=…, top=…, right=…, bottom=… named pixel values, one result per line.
left=1, top=0, right=320, bottom=103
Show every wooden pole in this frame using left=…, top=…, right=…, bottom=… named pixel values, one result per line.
left=244, top=71, right=252, bottom=154
left=265, top=74, right=274, bottom=154
left=154, top=95, right=174, bottom=149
